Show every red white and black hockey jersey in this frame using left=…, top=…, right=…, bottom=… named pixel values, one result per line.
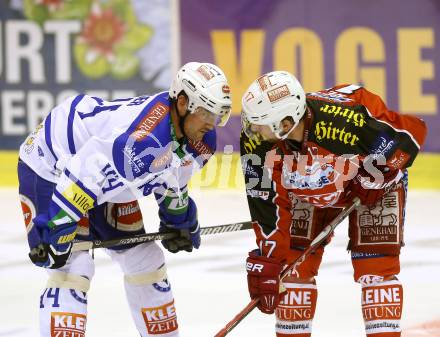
left=240, top=84, right=427, bottom=261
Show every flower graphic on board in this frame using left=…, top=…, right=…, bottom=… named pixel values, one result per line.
left=22, top=0, right=153, bottom=80
left=80, top=7, right=126, bottom=57
left=35, top=0, right=64, bottom=12
left=74, top=1, right=152, bottom=79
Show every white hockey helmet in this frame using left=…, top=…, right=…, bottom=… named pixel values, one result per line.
left=169, top=62, right=232, bottom=127
left=241, top=71, right=306, bottom=139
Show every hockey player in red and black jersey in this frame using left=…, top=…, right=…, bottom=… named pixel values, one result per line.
left=240, top=71, right=427, bottom=337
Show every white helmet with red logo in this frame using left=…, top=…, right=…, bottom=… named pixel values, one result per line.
left=241, top=71, right=306, bottom=139
left=170, top=62, right=232, bottom=126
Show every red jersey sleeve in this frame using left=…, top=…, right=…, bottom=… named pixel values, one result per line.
left=331, top=84, right=427, bottom=170
left=252, top=152, right=292, bottom=263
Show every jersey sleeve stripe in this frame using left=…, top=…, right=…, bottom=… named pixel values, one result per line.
left=111, top=97, right=134, bottom=102
left=44, top=113, right=59, bottom=166
left=67, top=94, right=85, bottom=154
left=91, top=96, right=103, bottom=105
left=64, top=168, right=98, bottom=200
left=52, top=189, right=82, bottom=221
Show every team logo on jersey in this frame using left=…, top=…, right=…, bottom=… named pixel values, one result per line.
left=19, top=194, right=36, bottom=233
left=222, top=85, right=230, bottom=93
left=24, top=136, right=35, bottom=154
left=50, top=312, right=86, bottom=337
left=122, top=145, right=147, bottom=176
left=371, top=135, right=395, bottom=159
left=23, top=123, right=43, bottom=154
left=142, top=300, right=178, bottom=335
left=106, top=201, right=144, bottom=231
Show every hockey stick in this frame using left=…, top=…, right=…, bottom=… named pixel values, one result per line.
left=214, top=197, right=361, bottom=337
left=71, top=221, right=253, bottom=252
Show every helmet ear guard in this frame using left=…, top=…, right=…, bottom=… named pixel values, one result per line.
left=241, top=71, right=306, bottom=139
left=170, top=62, right=232, bottom=127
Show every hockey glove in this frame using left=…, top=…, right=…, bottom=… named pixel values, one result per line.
left=246, top=250, right=284, bottom=314
left=349, top=168, right=402, bottom=206
left=159, top=196, right=200, bottom=253
left=28, top=206, right=77, bottom=269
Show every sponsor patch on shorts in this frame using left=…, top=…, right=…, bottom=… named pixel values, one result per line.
left=357, top=192, right=400, bottom=245
left=50, top=312, right=86, bottom=337
left=106, top=201, right=144, bottom=231
left=289, top=195, right=315, bottom=240
left=142, top=300, right=178, bottom=335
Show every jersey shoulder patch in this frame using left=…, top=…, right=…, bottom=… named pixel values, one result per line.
left=112, top=93, right=172, bottom=181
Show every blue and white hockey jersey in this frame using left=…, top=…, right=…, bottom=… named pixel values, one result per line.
left=19, top=92, right=216, bottom=222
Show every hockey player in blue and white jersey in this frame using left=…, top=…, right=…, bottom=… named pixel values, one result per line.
left=17, top=62, right=232, bottom=337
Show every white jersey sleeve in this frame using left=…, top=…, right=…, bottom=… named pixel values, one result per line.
left=19, top=94, right=150, bottom=182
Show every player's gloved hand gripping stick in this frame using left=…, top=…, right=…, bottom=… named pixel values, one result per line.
left=214, top=197, right=361, bottom=337
left=159, top=196, right=201, bottom=253
left=28, top=201, right=78, bottom=269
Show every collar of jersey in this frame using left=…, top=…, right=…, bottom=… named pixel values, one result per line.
left=169, top=117, right=186, bottom=159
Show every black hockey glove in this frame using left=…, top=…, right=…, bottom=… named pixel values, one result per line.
left=28, top=211, right=76, bottom=269
left=29, top=242, right=72, bottom=269
left=159, top=197, right=200, bottom=253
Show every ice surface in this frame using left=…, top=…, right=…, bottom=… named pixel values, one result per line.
left=1, top=188, right=439, bottom=336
